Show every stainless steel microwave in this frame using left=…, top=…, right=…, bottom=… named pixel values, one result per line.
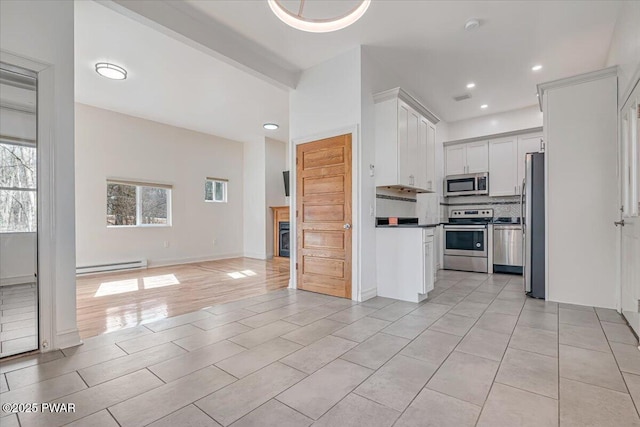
left=444, top=173, right=489, bottom=197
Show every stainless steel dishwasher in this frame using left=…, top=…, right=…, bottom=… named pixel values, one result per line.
left=493, top=224, right=523, bottom=274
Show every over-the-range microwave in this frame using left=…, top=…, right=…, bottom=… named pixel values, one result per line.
left=444, top=172, right=489, bottom=197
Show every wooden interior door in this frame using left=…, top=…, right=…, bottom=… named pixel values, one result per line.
left=296, top=134, right=352, bottom=298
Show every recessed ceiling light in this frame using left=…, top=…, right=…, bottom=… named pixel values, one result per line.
left=95, top=62, right=127, bottom=80
left=263, top=123, right=279, bottom=130
left=480, top=104, right=488, bottom=109
left=531, top=64, right=543, bottom=71
left=464, top=19, right=481, bottom=31
left=466, top=82, right=476, bottom=89
left=268, top=0, right=371, bottom=33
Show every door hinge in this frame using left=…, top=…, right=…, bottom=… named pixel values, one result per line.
left=296, top=210, right=299, bottom=217
left=296, top=263, right=299, bottom=270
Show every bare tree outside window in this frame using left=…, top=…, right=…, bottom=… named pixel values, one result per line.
left=106, top=183, right=136, bottom=226
left=140, top=186, right=167, bottom=225
left=106, top=181, right=170, bottom=227
left=0, top=143, right=37, bottom=233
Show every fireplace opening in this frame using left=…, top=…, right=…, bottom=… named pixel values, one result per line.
left=279, top=221, right=290, bottom=257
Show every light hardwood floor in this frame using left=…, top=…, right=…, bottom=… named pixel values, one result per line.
left=76, top=257, right=290, bottom=338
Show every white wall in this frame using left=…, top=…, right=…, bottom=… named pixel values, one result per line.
left=243, top=139, right=266, bottom=259
left=606, top=1, right=640, bottom=102
left=75, top=103, right=244, bottom=267
left=290, top=49, right=362, bottom=141
left=446, top=105, right=543, bottom=142
left=265, top=138, right=287, bottom=258
left=1, top=0, right=78, bottom=349
left=545, top=73, right=618, bottom=308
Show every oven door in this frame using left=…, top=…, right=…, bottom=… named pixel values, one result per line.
left=444, top=226, right=487, bottom=257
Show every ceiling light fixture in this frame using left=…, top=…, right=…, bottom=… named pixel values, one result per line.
left=480, top=104, right=488, bottom=109
left=95, top=62, right=127, bottom=80
left=464, top=19, right=481, bottom=31
left=466, top=82, right=476, bottom=89
left=531, top=64, right=543, bottom=71
left=263, top=123, right=279, bottom=130
left=267, top=0, right=371, bottom=33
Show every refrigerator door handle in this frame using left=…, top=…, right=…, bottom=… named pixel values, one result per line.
left=520, top=179, right=526, bottom=228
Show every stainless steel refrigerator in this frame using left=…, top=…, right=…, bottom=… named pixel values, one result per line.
left=521, top=152, right=545, bottom=299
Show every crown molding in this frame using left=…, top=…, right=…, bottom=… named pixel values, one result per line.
left=537, top=66, right=619, bottom=110
left=374, top=87, right=441, bottom=124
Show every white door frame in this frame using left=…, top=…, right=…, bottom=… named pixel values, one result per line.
left=289, top=125, right=362, bottom=301
left=1, top=50, right=59, bottom=352
left=618, top=76, right=640, bottom=334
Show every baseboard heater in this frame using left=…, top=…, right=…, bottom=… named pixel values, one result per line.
left=76, top=259, right=147, bottom=275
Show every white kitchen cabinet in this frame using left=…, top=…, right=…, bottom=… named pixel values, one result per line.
left=486, top=132, right=543, bottom=197
left=423, top=233, right=435, bottom=294
left=445, top=141, right=489, bottom=176
left=374, top=88, right=440, bottom=192
left=466, top=141, right=489, bottom=173
left=419, top=118, right=437, bottom=191
left=489, top=137, right=518, bottom=196
left=376, top=227, right=435, bottom=303
left=445, top=144, right=466, bottom=176
left=516, top=133, right=544, bottom=194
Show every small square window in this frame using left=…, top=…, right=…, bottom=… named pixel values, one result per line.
left=205, top=178, right=227, bottom=203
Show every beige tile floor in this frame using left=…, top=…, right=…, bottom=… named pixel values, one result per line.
left=1, top=270, right=640, bottom=427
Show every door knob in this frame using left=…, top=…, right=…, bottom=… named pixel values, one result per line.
left=343, top=223, right=352, bottom=230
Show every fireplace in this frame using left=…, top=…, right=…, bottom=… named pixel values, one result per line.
left=279, top=222, right=290, bottom=257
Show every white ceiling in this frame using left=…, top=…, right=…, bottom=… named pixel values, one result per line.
left=76, top=0, right=622, bottom=138
left=74, top=0, right=289, bottom=143
left=183, top=0, right=622, bottom=122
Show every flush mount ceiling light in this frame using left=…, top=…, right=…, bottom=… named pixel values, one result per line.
left=95, top=62, right=127, bottom=80
left=464, top=18, right=481, bottom=31
left=466, top=82, right=476, bottom=89
left=531, top=64, right=543, bottom=71
left=267, top=0, right=371, bottom=33
left=480, top=104, right=488, bottom=109
left=263, top=123, right=279, bottom=130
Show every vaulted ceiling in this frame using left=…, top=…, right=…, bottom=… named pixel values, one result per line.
left=76, top=0, right=622, bottom=141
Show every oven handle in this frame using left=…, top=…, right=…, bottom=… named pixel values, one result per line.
left=443, top=226, right=487, bottom=231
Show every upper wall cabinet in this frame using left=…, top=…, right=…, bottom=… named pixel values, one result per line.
left=488, top=131, right=543, bottom=196
left=489, top=137, right=518, bottom=196
left=445, top=141, right=489, bottom=176
left=375, top=88, right=439, bottom=193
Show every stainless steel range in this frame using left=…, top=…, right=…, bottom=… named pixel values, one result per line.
left=443, top=209, right=493, bottom=273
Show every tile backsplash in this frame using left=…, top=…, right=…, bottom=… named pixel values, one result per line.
left=375, top=188, right=417, bottom=218
left=444, top=195, right=520, bottom=219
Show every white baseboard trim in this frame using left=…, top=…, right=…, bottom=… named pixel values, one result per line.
left=361, top=287, right=378, bottom=302
left=0, top=275, right=35, bottom=287
left=55, top=328, right=82, bottom=350
left=243, top=252, right=267, bottom=260
left=149, top=253, right=244, bottom=268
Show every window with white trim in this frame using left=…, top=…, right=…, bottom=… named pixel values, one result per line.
left=205, top=178, right=227, bottom=203
left=107, top=180, right=171, bottom=227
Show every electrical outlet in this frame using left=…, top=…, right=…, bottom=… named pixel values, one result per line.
left=212, top=239, right=217, bottom=246
left=369, top=204, right=374, bottom=216
left=163, top=241, right=169, bottom=248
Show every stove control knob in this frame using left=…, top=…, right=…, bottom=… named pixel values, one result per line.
left=476, top=243, right=481, bottom=248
